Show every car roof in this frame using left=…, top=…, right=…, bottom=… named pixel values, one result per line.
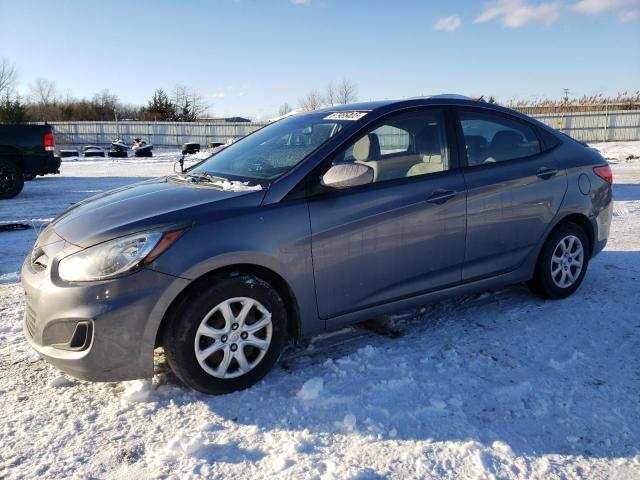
left=312, top=94, right=555, bottom=133
left=316, top=95, right=493, bottom=113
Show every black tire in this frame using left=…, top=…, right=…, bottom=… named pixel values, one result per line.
left=528, top=222, right=590, bottom=299
left=163, top=274, right=288, bottom=394
left=60, top=150, right=79, bottom=158
left=0, top=158, right=24, bottom=199
left=23, top=174, right=37, bottom=181
left=107, top=151, right=128, bottom=158
left=182, top=143, right=200, bottom=155
left=84, top=151, right=105, bottom=157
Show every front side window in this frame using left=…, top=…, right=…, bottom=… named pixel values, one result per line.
left=189, top=112, right=356, bottom=181
left=458, top=110, right=541, bottom=166
left=331, top=109, right=449, bottom=183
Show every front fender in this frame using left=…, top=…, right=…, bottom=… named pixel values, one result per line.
left=145, top=200, right=322, bottom=338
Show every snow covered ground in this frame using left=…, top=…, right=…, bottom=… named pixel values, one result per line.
left=589, top=141, right=640, bottom=163
left=1, top=143, right=639, bottom=479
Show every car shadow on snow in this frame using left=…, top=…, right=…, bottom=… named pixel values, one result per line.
left=613, top=183, right=640, bottom=201
left=151, top=250, right=640, bottom=461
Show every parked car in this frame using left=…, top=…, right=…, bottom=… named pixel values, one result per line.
left=21, top=96, right=613, bottom=394
left=0, top=124, right=61, bottom=199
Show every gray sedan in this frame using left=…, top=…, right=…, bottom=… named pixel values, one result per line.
left=21, top=96, right=613, bottom=394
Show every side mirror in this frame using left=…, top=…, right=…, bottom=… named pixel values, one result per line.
left=321, top=163, right=374, bottom=189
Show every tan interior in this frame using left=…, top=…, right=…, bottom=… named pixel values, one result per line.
left=351, top=133, right=445, bottom=182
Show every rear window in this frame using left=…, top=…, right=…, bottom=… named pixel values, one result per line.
left=458, top=110, right=541, bottom=166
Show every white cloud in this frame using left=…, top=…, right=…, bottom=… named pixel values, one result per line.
left=570, top=0, right=640, bottom=22
left=209, top=92, right=226, bottom=99
left=476, top=0, right=561, bottom=27
left=435, top=15, right=462, bottom=31
left=571, top=0, right=622, bottom=14
left=290, top=0, right=311, bottom=5
left=620, top=9, right=640, bottom=20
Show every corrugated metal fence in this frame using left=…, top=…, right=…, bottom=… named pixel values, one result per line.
left=532, top=110, right=640, bottom=142
left=47, top=109, right=640, bottom=147
left=50, top=121, right=265, bottom=148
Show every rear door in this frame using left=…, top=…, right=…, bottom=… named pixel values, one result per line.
left=307, top=108, right=467, bottom=320
left=453, top=108, right=568, bottom=281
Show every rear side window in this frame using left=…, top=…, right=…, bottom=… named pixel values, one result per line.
left=458, top=110, right=541, bottom=166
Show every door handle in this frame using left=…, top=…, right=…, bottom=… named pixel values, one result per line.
left=426, top=189, right=456, bottom=204
left=536, top=167, right=559, bottom=180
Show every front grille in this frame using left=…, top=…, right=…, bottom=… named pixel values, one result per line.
left=25, top=302, right=37, bottom=338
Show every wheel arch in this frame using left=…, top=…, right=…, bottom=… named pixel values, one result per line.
left=155, top=263, right=302, bottom=347
left=0, top=145, right=23, bottom=170
left=549, top=213, right=595, bottom=256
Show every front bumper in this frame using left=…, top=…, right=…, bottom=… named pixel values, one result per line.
left=21, top=256, right=189, bottom=382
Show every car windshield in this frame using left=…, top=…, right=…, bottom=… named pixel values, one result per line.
left=188, top=112, right=358, bottom=181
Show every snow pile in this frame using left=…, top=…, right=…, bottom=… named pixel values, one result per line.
left=47, top=374, right=74, bottom=388
left=209, top=179, right=262, bottom=192
left=164, top=433, right=205, bottom=457
left=121, top=379, right=155, bottom=403
left=296, top=377, right=324, bottom=401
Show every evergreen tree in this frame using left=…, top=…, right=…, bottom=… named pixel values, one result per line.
left=0, top=93, right=29, bottom=123
left=142, top=89, right=176, bottom=121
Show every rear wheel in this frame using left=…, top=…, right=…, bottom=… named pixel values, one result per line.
left=163, top=274, right=288, bottom=394
left=528, top=223, right=590, bottom=299
left=0, top=158, right=24, bottom=199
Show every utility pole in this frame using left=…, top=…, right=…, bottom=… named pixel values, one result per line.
left=560, top=89, right=570, bottom=134
left=114, top=109, right=120, bottom=140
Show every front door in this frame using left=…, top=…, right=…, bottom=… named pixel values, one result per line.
left=307, top=108, right=467, bottom=319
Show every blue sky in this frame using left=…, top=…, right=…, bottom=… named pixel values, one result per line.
left=1, top=0, right=639, bottom=119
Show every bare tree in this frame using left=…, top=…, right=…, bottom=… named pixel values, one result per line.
left=29, top=77, right=57, bottom=106
left=325, top=82, right=336, bottom=106
left=298, top=89, right=324, bottom=111
left=278, top=102, right=292, bottom=116
left=27, top=77, right=60, bottom=121
left=0, top=58, right=17, bottom=97
left=336, top=78, right=358, bottom=104
left=172, top=84, right=208, bottom=121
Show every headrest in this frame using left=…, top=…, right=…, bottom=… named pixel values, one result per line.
left=491, top=130, right=524, bottom=149
left=415, top=125, right=440, bottom=156
left=353, top=133, right=381, bottom=162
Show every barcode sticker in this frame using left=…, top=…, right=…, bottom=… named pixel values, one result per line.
left=323, top=111, right=368, bottom=121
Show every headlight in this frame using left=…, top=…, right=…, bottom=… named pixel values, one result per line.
left=58, top=230, right=183, bottom=282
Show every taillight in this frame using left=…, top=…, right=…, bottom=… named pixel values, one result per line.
left=44, top=131, right=55, bottom=151
left=593, top=165, right=613, bottom=184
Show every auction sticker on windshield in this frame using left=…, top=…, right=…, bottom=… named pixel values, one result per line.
left=323, top=111, right=368, bottom=121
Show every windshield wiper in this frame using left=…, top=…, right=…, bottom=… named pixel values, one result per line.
left=185, top=172, right=228, bottom=183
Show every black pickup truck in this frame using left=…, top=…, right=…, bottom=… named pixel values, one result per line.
left=0, top=124, right=61, bottom=199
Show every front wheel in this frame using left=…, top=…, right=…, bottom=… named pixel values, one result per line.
left=528, top=223, right=590, bottom=299
left=163, top=274, right=288, bottom=394
left=0, top=158, right=24, bottom=199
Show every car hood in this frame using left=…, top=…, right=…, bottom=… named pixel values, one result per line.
left=49, top=177, right=266, bottom=247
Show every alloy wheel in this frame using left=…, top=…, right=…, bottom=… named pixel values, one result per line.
left=550, top=235, right=584, bottom=288
left=193, top=297, right=273, bottom=379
